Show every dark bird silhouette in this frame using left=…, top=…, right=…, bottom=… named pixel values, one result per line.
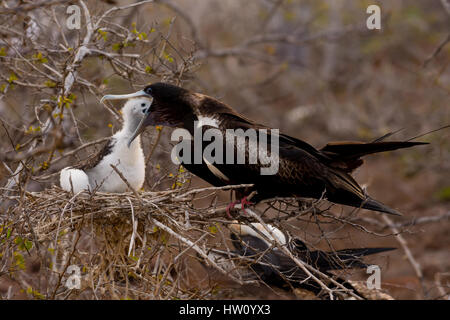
left=101, top=82, right=428, bottom=215
left=197, top=222, right=395, bottom=299
left=225, top=222, right=395, bottom=298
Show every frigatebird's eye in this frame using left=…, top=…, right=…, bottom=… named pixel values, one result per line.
left=144, top=87, right=152, bottom=95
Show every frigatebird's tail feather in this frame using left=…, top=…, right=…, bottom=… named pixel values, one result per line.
left=370, top=129, right=405, bottom=143
left=331, top=247, right=396, bottom=269
left=335, top=247, right=396, bottom=258
left=360, top=196, right=402, bottom=216
left=320, top=141, right=428, bottom=161
left=326, top=169, right=401, bottom=215
left=370, top=125, right=449, bottom=143
left=319, top=140, right=428, bottom=172
left=307, top=247, right=395, bottom=270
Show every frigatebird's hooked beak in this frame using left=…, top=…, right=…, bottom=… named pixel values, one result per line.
left=100, top=90, right=150, bottom=104
left=101, top=90, right=153, bottom=148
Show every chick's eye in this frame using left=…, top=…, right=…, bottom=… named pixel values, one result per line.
left=141, top=103, right=146, bottom=107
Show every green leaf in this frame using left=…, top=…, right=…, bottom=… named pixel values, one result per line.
left=97, top=29, right=108, bottom=41
left=436, top=186, right=450, bottom=201
left=7, top=73, right=17, bottom=84
left=13, top=251, right=25, bottom=270
left=131, top=22, right=138, bottom=34
left=14, top=236, right=22, bottom=245
left=138, top=32, right=147, bottom=40
left=208, top=224, right=218, bottom=234
left=24, top=240, right=33, bottom=250
left=112, top=43, right=122, bottom=51
left=32, top=52, right=48, bottom=64
left=44, top=80, right=56, bottom=88
left=163, top=52, right=174, bottom=63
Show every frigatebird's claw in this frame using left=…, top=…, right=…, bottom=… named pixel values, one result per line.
left=225, top=196, right=255, bottom=219
left=239, top=196, right=255, bottom=216
left=226, top=200, right=239, bottom=219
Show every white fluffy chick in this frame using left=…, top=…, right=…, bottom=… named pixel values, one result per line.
left=60, top=97, right=151, bottom=193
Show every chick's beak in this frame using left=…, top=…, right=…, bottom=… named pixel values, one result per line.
left=127, top=112, right=151, bottom=148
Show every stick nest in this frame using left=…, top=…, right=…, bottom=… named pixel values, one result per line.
left=1, top=184, right=395, bottom=300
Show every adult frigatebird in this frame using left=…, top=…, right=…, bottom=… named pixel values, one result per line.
left=60, top=97, right=150, bottom=193
left=101, top=83, right=427, bottom=215
left=228, top=222, right=395, bottom=271
left=202, top=222, right=394, bottom=299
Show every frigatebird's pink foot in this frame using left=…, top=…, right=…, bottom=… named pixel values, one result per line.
left=226, top=196, right=255, bottom=219
left=239, top=196, right=255, bottom=216
left=226, top=200, right=240, bottom=219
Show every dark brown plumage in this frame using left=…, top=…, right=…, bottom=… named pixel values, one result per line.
left=205, top=222, right=395, bottom=298
left=103, top=82, right=428, bottom=215
left=71, top=138, right=115, bottom=171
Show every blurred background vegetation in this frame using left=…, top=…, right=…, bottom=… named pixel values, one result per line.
left=0, top=0, right=448, bottom=299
